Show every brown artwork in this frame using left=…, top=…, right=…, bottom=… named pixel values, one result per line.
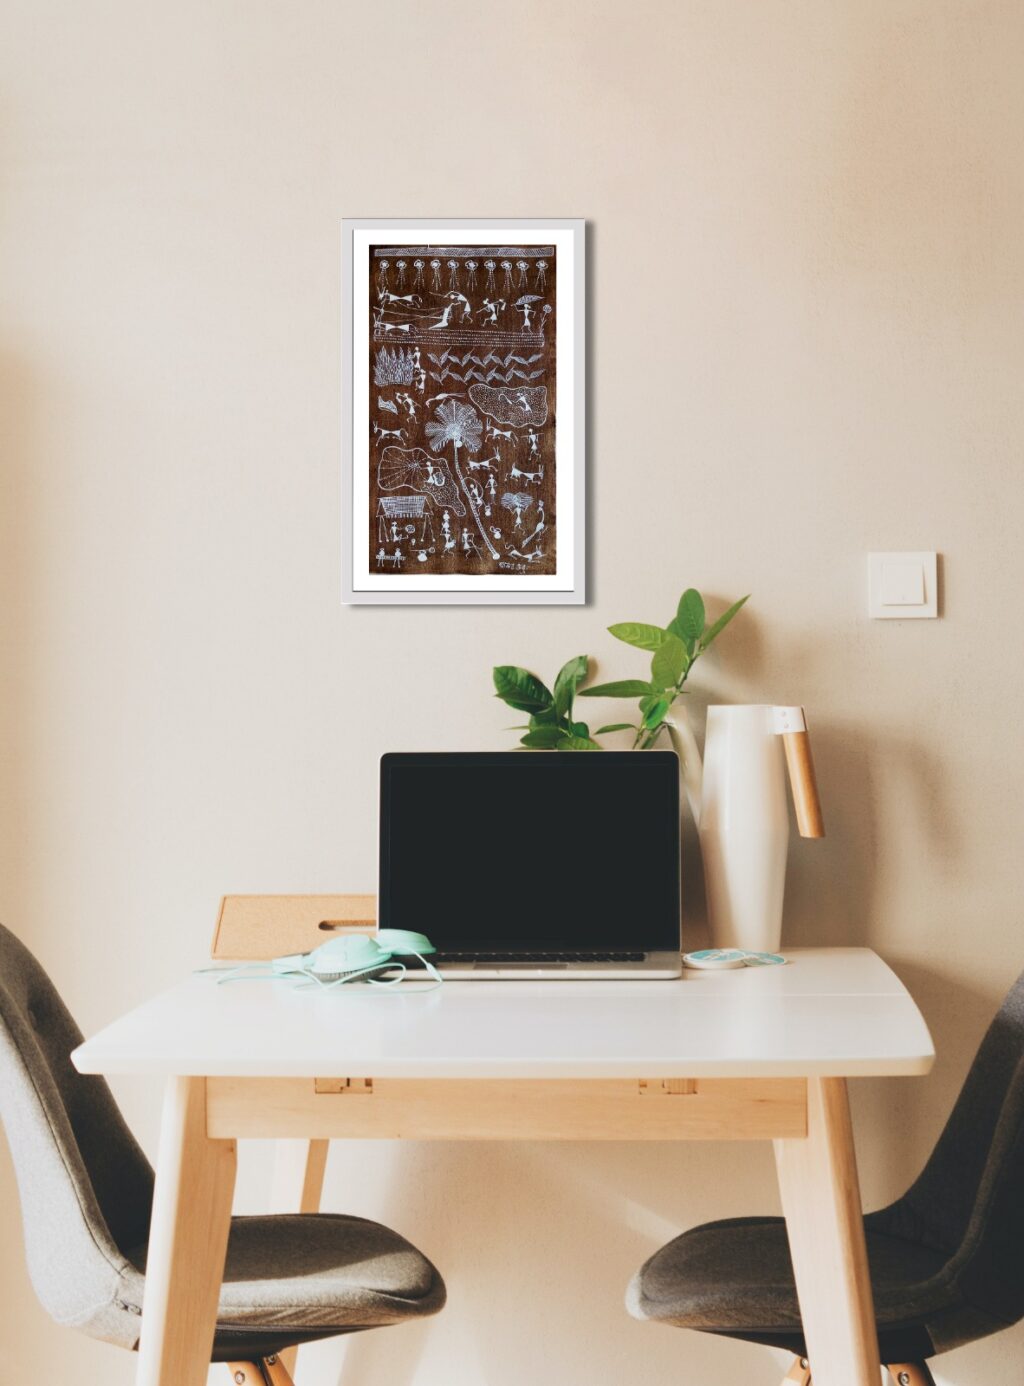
left=369, top=245, right=555, bottom=576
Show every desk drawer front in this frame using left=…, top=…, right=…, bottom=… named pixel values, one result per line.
left=206, top=1076, right=807, bottom=1141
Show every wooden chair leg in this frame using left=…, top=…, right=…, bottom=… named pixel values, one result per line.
left=782, top=1356, right=812, bottom=1385
left=226, top=1366, right=265, bottom=1386
left=226, top=1359, right=295, bottom=1386
left=886, top=1366, right=936, bottom=1386
left=270, top=1138, right=329, bottom=1375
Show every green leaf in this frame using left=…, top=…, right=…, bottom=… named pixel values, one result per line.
left=677, top=589, right=706, bottom=643
left=556, top=734, right=602, bottom=750
left=519, top=726, right=568, bottom=749
left=578, top=680, right=654, bottom=698
left=529, top=708, right=558, bottom=728
left=699, top=594, right=750, bottom=650
left=553, top=654, right=589, bottom=718
left=607, top=622, right=667, bottom=652
left=666, top=616, right=686, bottom=642
left=571, top=721, right=590, bottom=738
left=651, top=633, right=688, bottom=689
left=493, top=665, right=553, bottom=713
left=638, top=694, right=658, bottom=716
left=642, top=697, right=671, bottom=731
left=595, top=723, right=636, bottom=734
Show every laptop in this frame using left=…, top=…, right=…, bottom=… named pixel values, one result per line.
left=378, top=750, right=682, bottom=979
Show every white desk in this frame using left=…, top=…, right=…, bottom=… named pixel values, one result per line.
left=73, top=947, right=933, bottom=1386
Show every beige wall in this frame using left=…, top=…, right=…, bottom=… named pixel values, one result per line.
left=2, top=2, right=1023, bottom=1382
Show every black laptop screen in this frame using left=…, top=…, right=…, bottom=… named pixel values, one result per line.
left=379, top=751, right=681, bottom=952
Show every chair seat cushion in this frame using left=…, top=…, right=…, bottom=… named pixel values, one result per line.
left=627, top=1215, right=950, bottom=1336
left=131, top=1212, right=445, bottom=1337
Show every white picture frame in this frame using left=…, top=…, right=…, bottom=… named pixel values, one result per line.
left=342, top=218, right=586, bottom=604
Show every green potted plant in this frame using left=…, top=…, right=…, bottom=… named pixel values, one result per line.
left=492, top=657, right=601, bottom=750
left=493, top=588, right=749, bottom=751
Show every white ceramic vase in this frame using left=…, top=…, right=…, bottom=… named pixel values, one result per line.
left=698, top=704, right=790, bottom=952
left=667, top=703, right=788, bottom=953
left=668, top=702, right=825, bottom=953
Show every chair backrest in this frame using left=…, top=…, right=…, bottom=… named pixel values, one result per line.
left=211, top=894, right=376, bottom=959
left=883, top=967, right=1024, bottom=1334
left=0, top=922, right=154, bottom=1340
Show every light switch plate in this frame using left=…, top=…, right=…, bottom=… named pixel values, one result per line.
left=868, top=552, right=938, bottom=619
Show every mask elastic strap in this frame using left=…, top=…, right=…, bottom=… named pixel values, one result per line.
left=196, top=955, right=443, bottom=990
left=358, top=952, right=444, bottom=993
left=365, top=962, right=407, bottom=987
left=413, top=952, right=444, bottom=987
left=198, top=963, right=277, bottom=986
left=369, top=952, right=443, bottom=991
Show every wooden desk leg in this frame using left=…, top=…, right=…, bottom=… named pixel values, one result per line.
left=137, top=1076, right=237, bottom=1386
left=774, top=1077, right=880, bottom=1386
left=271, top=1138, right=329, bottom=1375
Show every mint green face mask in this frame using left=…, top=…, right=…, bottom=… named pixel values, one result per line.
left=203, top=929, right=442, bottom=990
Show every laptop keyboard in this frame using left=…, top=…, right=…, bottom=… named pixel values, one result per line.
left=432, top=951, right=646, bottom=964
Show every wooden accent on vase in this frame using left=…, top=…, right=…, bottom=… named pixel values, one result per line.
left=782, top=728, right=826, bottom=838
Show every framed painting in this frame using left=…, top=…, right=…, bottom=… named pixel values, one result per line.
left=342, top=218, right=585, bottom=604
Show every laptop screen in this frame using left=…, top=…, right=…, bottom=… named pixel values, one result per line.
left=379, top=751, right=681, bottom=952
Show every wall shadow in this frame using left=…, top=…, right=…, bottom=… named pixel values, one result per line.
left=0, top=348, right=39, bottom=925
left=583, top=218, right=596, bottom=606
left=671, top=598, right=959, bottom=952
left=328, top=1135, right=781, bottom=1386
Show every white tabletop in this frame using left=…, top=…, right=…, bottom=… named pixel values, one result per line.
left=72, top=948, right=934, bottom=1081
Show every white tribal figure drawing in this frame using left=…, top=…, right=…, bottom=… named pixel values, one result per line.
left=520, top=499, right=546, bottom=551
left=509, top=461, right=543, bottom=485
left=501, top=492, right=534, bottom=531
left=373, top=422, right=407, bottom=447
left=368, top=244, right=556, bottom=576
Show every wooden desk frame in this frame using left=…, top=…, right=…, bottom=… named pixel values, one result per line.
left=208, top=1074, right=808, bottom=1141
left=109, top=904, right=906, bottom=1386
left=139, top=1072, right=879, bottom=1386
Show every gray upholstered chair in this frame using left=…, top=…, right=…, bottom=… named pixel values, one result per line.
left=0, top=922, right=446, bottom=1385
left=628, top=968, right=1024, bottom=1386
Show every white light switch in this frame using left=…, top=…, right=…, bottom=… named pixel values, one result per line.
left=868, top=552, right=938, bottom=619
left=881, top=561, right=924, bottom=606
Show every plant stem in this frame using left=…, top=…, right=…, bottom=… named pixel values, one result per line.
left=637, top=666, right=691, bottom=750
